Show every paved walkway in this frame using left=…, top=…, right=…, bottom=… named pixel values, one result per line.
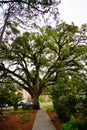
left=32, top=108, right=56, bottom=130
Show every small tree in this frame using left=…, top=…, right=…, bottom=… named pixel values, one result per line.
left=0, top=77, right=23, bottom=113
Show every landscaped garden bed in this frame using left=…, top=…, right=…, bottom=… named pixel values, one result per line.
left=0, top=108, right=37, bottom=130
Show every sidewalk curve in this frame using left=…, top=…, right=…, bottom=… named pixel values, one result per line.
left=32, top=108, right=56, bottom=130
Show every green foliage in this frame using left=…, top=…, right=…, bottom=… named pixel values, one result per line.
left=39, top=96, right=44, bottom=103
left=10, top=108, right=32, bottom=124
left=20, top=115, right=29, bottom=124
left=11, top=27, right=20, bottom=35
left=76, top=121, right=87, bottom=130
left=0, top=77, right=23, bottom=112
left=51, top=76, right=87, bottom=122
left=62, top=122, right=79, bottom=130
left=20, top=110, right=32, bottom=124
left=62, top=120, right=87, bottom=130
left=51, top=78, right=71, bottom=122
left=9, top=108, right=32, bottom=114
left=0, top=22, right=87, bottom=110
left=44, top=105, right=54, bottom=111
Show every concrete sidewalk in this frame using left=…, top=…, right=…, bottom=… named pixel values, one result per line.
left=32, top=108, right=56, bottom=130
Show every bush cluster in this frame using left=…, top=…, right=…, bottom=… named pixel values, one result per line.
left=51, top=78, right=87, bottom=129
left=62, top=121, right=87, bottom=130
left=62, top=121, right=78, bottom=130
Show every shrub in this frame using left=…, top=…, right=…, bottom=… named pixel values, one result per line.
left=62, top=121, right=79, bottom=130
left=53, top=101, right=71, bottom=122
left=76, top=121, right=87, bottom=130
left=62, top=121, right=87, bottom=130
left=76, top=94, right=87, bottom=119
left=51, top=78, right=87, bottom=122
left=51, top=81, right=71, bottom=122
left=20, top=115, right=29, bottom=124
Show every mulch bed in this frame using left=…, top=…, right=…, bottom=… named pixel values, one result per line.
left=0, top=109, right=62, bottom=130
left=47, top=110, right=63, bottom=130
left=0, top=110, right=37, bottom=130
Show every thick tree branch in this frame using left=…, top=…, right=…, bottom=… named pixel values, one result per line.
left=0, top=5, right=11, bottom=44
left=0, top=0, right=54, bottom=13
left=10, top=76, right=33, bottom=95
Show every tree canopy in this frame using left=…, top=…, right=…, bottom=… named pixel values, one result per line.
left=0, top=0, right=60, bottom=43
left=0, top=22, right=87, bottom=109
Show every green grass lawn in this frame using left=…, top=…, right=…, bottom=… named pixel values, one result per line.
left=43, top=104, right=54, bottom=111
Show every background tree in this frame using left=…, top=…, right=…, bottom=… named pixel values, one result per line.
left=0, top=77, right=23, bottom=114
left=0, top=0, right=61, bottom=43
left=0, top=22, right=87, bottom=109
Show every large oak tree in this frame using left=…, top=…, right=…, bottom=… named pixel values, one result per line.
left=0, top=22, right=87, bottom=109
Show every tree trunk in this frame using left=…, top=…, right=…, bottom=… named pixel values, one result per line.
left=0, top=107, right=3, bottom=115
left=32, top=95, right=40, bottom=110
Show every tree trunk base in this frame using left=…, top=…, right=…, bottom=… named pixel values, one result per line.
left=33, top=104, right=40, bottom=110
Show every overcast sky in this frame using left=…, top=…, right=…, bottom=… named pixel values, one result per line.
left=59, top=0, right=87, bottom=26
